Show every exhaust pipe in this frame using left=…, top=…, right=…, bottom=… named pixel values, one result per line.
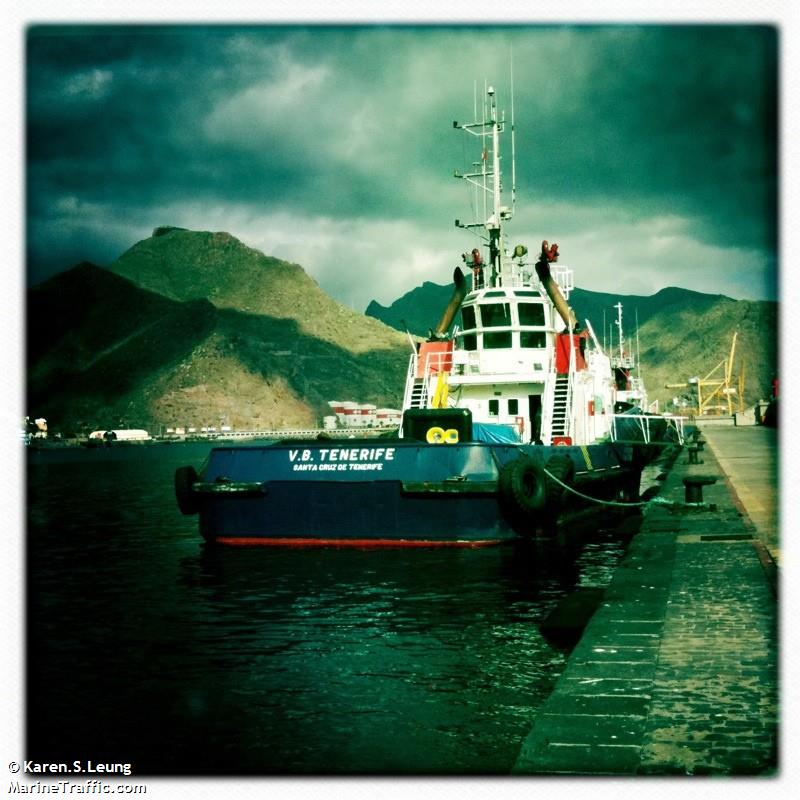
left=432, top=267, right=469, bottom=338
left=534, top=241, right=579, bottom=330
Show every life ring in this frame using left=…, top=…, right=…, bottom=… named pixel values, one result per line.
left=174, top=465, right=199, bottom=515
left=426, top=426, right=445, bottom=444
left=497, top=455, right=547, bottom=530
left=426, top=426, right=460, bottom=444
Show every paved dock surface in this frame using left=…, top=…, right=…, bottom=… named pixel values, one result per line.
left=699, top=424, right=779, bottom=563
left=514, top=432, right=778, bottom=775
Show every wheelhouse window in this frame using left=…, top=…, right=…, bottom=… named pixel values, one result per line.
left=508, top=399, right=519, bottom=414
left=461, top=305, right=476, bottom=330
left=479, top=303, right=511, bottom=328
left=459, top=333, right=477, bottom=351
left=488, top=399, right=499, bottom=416
left=520, top=331, right=547, bottom=348
left=483, top=331, right=512, bottom=349
left=518, top=303, right=545, bottom=326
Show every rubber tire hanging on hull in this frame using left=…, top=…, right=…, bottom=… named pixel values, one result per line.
left=541, top=454, right=576, bottom=536
left=175, top=466, right=199, bottom=515
left=497, top=455, right=546, bottom=536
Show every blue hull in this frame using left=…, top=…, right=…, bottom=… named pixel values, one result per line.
left=179, top=439, right=648, bottom=546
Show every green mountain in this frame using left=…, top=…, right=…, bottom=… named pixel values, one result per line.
left=109, top=226, right=406, bottom=354
left=636, top=296, right=778, bottom=412
left=28, top=263, right=218, bottom=430
left=26, top=227, right=777, bottom=436
left=365, top=281, right=449, bottom=338
left=365, top=280, right=728, bottom=339
left=366, top=280, right=778, bottom=410
left=27, top=231, right=411, bottom=435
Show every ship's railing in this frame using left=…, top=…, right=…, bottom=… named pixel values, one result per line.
left=611, top=355, right=636, bottom=369
left=160, top=426, right=401, bottom=442
left=497, top=263, right=574, bottom=297
left=609, top=414, right=687, bottom=445
left=401, top=352, right=420, bottom=412
left=425, top=351, right=452, bottom=408
left=401, top=348, right=455, bottom=415
left=551, top=264, right=574, bottom=295
left=424, top=350, right=452, bottom=374
left=564, top=322, right=577, bottom=440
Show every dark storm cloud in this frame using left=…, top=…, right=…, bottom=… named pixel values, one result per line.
left=26, top=24, right=777, bottom=301
left=513, top=26, right=777, bottom=247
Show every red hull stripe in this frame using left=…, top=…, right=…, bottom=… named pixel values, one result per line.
left=213, top=536, right=505, bottom=548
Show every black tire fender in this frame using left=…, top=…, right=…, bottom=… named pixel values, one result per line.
left=498, top=455, right=547, bottom=516
left=175, top=465, right=199, bottom=515
left=544, top=454, right=575, bottom=510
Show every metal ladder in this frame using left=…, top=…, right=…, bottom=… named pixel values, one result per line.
left=550, top=374, right=571, bottom=437
left=408, top=377, right=428, bottom=409
left=401, top=354, right=429, bottom=411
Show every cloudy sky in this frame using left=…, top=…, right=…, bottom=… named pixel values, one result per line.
left=26, top=24, right=778, bottom=310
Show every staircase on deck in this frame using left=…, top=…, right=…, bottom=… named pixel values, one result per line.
left=408, top=377, right=428, bottom=409
left=548, top=373, right=573, bottom=441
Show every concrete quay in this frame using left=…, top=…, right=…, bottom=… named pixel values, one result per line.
left=698, top=424, right=779, bottom=564
left=514, top=431, right=779, bottom=775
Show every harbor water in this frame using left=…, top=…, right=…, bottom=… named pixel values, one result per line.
left=27, top=442, right=645, bottom=775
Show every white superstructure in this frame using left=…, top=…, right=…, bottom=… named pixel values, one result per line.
left=399, top=85, right=682, bottom=448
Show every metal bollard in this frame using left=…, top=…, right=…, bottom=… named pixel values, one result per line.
left=682, top=475, right=717, bottom=504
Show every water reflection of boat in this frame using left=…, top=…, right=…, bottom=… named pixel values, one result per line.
left=175, top=83, right=684, bottom=546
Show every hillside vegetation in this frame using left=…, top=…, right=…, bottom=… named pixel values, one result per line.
left=110, top=226, right=408, bottom=354
left=28, top=231, right=411, bottom=433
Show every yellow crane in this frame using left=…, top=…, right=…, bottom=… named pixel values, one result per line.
left=666, top=331, right=744, bottom=416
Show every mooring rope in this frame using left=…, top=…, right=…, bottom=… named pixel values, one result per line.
left=542, top=467, right=649, bottom=507
left=541, top=467, right=705, bottom=510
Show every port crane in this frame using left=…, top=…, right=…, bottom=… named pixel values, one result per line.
left=666, top=331, right=744, bottom=416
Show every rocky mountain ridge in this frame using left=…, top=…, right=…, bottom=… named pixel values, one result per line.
left=110, top=226, right=407, bottom=354
left=27, top=227, right=777, bottom=435
left=28, top=229, right=411, bottom=434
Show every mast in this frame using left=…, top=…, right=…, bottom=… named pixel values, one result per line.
left=453, top=84, right=512, bottom=289
left=489, top=87, right=502, bottom=284
left=614, top=302, right=625, bottom=361
left=510, top=52, right=516, bottom=218
left=635, top=308, right=641, bottom=381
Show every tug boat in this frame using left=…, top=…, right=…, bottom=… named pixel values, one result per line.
left=174, top=85, right=684, bottom=546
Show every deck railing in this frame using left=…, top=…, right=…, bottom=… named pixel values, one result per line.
left=401, top=352, right=420, bottom=411
left=481, top=263, right=574, bottom=296
left=609, top=413, right=687, bottom=445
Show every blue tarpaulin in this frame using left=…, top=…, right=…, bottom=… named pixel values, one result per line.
left=472, top=422, right=521, bottom=444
